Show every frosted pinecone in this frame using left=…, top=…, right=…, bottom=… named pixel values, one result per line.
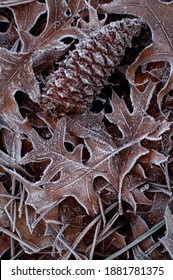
left=41, top=18, right=146, bottom=115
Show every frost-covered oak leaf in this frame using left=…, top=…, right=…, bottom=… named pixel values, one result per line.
left=160, top=206, right=173, bottom=259
left=10, top=0, right=46, bottom=31
left=100, top=0, right=173, bottom=107
left=103, top=83, right=169, bottom=212
left=0, top=48, right=40, bottom=116
left=0, top=0, right=35, bottom=7
left=4, top=83, right=169, bottom=216
left=106, top=83, right=161, bottom=147
left=14, top=117, right=100, bottom=216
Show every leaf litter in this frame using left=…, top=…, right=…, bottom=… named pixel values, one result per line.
left=0, top=0, right=173, bottom=259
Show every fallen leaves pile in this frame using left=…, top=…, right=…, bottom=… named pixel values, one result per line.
left=0, top=0, right=173, bottom=260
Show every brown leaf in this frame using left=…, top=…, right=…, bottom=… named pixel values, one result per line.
left=110, top=231, right=127, bottom=251
left=0, top=48, right=40, bottom=115
left=16, top=205, right=54, bottom=254
left=160, top=125, right=173, bottom=156
left=104, top=83, right=165, bottom=212
left=4, top=82, right=168, bottom=217
left=11, top=0, right=86, bottom=71
left=0, top=233, right=10, bottom=258
left=160, top=205, right=173, bottom=258
left=5, top=117, right=100, bottom=216
left=141, top=193, right=172, bottom=225
left=128, top=213, right=155, bottom=252
left=132, top=245, right=151, bottom=260
left=134, top=61, right=170, bottom=92
left=0, top=183, right=10, bottom=227
left=107, top=144, right=148, bottom=213
left=106, top=83, right=158, bottom=148
left=139, top=149, right=168, bottom=165
left=122, top=171, right=152, bottom=211
left=100, top=0, right=173, bottom=107
left=63, top=216, right=86, bottom=250
left=48, top=196, right=86, bottom=246
left=0, top=12, right=18, bottom=49
left=67, top=112, right=113, bottom=145
left=11, top=1, right=46, bottom=31
left=0, top=0, right=35, bottom=7
left=95, top=229, right=127, bottom=258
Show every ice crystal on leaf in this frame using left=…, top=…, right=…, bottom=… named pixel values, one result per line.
left=4, top=83, right=169, bottom=217
left=0, top=48, right=40, bottom=116
left=100, top=0, right=173, bottom=108
left=0, top=0, right=173, bottom=260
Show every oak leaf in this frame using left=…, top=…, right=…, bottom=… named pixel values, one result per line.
left=5, top=117, right=100, bottom=216
left=10, top=0, right=86, bottom=71
left=0, top=233, right=10, bottom=258
left=10, top=1, right=46, bottom=31
left=0, top=0, right=35, bottom=7
left=103, top=83, right=169, bottom=212
left=0, top=13, right=18, bottom=49
left=15, top=205, right=54, bottom=254
left=100, top=0, right=173, bottom=107
left=0, top=183, right=10, bottom=227
left=0, top=48, right=40, bottom=116
left=141, top=193, right=172, bottom=225
left=128, top=213, right=155, bottom=251
left=160, top=205, right=173, bottom=258
left=5, top=82, right=169, bottom=218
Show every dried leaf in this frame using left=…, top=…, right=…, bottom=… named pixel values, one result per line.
left=104, top=83, right=164, bottom=212
left=0, top=0, right=35, bottom=7
left=11, top=0, right=86, bottom=71
left=0, top=0, right=172, bottom=260
left=133, top=245, right=151, bottom=260
left=106, top=83, right=158, bottom=148
left=139, top=149, right=168, bottom=165
left=141, top=193, right=172, bottom=225
left=128, top=213, right=155, bottom=252
left=0, top=12, right=18, bottom=49
left=100, top=0, right=173, bottom=107
left=0, top=183, right=10, bottom=227
left=4, top=117, right=100, bottom=215
left=0, top=48, right=40, bottom=115
left=109, top=231, right=127, bottom=251
left=67, top=112, right=113, bottom=145
left=4, top=81, right=167, bottom=217
left=160, top=206, right=173, bottom=258
left=11, top=1, right=46, bottom=31
left=122, top=171, right=152, bottom=211
left=16, top=206, right=54, bottom=254
left=107, top=144, right=148, bottom=213
left=0, top=233, right=10, bottom=258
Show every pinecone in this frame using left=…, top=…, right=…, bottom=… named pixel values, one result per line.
left=41, top=18, right=146, bottom=115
